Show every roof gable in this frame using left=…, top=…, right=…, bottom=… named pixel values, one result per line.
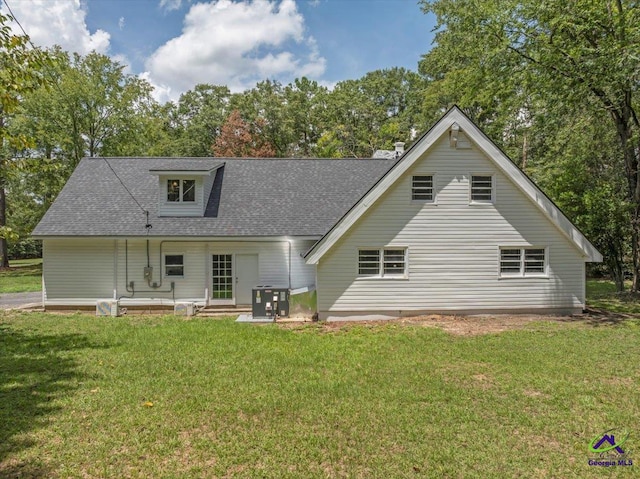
left=305, top=106, right=603, bottom=263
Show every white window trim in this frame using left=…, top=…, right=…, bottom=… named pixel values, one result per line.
left=469, top=173, right=495, bottom=205
left=164, top=253, right=185, bottom=278
left=411, top=174, right=437, bottom=205
left=498, top=246, right=549, bottom=278
left=166, top=178, right=197, bottom=204
left=357, top=247, right=409, bottom=280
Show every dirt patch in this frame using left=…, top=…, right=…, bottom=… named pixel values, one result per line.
left=278, top=310, right=635, bottom=336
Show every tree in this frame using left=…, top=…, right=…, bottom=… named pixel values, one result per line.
left=230, top=80, right=290, bottom=157
left=212, top=110, right=276, bottom=157
left=6, top=49, right=159, bottom=263
left=167, top=84, right=231, bottom=156
left=0, top=12, right=49, bottom=268
left=420, top=0, right=640, bottom=288
left=323, top=68, right=425, bottom=157
left=283, top=77, right=328, bottom=157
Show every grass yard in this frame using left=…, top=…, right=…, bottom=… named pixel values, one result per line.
left=1, top=311, right=639, bottom=478
left=0, top=259, right=42, bottom=294
left=586, top=279, right=640, bottom=314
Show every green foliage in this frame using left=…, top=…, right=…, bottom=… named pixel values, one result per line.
left=0, top=12, right=52, bottom=267
left=7, top=237, right=41, bottom=260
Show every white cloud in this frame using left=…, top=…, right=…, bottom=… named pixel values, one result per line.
left=1, top=0, right=110, bottom=55
left=144, top=0, right=326, bottom=100
left=160, top=0, right=185, bottom=12
left=118, top=16, right=125, bottom=30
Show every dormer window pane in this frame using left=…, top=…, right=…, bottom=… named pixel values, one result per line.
left=167, top=179, right=180, bottom=202
left=182, top=180, right=195, bottom=202
left=167, top=179, right=196, bottom=202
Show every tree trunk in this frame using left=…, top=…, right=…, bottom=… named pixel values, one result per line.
left=0, top=182, right=9, bottom=269
left=612, top=107, right=639, bottom=291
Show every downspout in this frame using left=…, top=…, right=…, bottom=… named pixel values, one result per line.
left=287, top=239, right=292, bottom=289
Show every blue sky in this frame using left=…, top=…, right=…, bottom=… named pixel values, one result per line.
left=2, top=0, right=436, bottom=102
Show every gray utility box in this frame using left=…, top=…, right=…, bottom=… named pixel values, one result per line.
left=252, top=286, right=290, bottom=319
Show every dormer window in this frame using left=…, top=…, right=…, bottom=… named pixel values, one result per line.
left=167, top=179, right=196, bottom=202
left=151, top=163, right=224, bottom=217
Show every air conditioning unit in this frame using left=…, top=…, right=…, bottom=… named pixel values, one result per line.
left=252, top=286, right=289, bottom=320
left=96, top=300, right=119, bottom=317
left=174, top=302, right=195, bottom=317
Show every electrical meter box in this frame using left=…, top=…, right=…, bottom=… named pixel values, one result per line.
left=252, top=286, right=289, bottom=320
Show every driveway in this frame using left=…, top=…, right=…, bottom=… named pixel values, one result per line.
left=0, top=291, right=42, bottom=309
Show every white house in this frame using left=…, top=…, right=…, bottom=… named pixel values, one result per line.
left=33, top=107, right=602, bottom=318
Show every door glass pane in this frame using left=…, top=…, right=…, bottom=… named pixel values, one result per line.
left=212, top=254, right=233, bottom=299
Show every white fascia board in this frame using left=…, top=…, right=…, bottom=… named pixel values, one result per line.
left=149, top=163, right=225, bottom=176
left=305, top=106, right=603, bottom=264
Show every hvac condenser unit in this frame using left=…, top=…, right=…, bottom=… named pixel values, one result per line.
left=96, top=300, right=119, bottom=317
left=174, top=302, right=195, bottom=317
left=252, top=286, right=289, bottom=320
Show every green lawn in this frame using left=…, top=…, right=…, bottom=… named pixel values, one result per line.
left=0, top=259, right=42, bottom=293
left=1, top=311, right=639, bottom=478
left=586, top=279, right=640, bottom=314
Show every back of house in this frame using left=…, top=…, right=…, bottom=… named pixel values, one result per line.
left=33, top=107, right=601, bottom=317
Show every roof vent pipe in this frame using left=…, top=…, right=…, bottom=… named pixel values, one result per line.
left=394, top=142, right=405, bottom=158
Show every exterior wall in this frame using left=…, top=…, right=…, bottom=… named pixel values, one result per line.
left=316, top=135, right=587, bottom=318
left=42, top=237, right=317, bottom=306
left=43, top=239, right=116, bottom=300
left=290, top=239, right=318, bottom=289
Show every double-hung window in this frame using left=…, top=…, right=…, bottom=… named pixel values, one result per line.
left=470, top=175, right=494, bottom=203
left=412, top=175, right=434, bottom=202
left=500, top=247, right=547, bottom=277
left=358, top=248, right=407, bottom=278
left=165, top=254, right=184, bottom=277
left=167, top=179, right=196, bottom=202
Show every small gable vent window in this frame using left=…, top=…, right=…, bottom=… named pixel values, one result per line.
left=412, top=175, right=434, bottom=202
left=471, top=175, right=494, bottom=203
left=167, top=179, right=196, bottom=202
left=165, top=254, right=184, bottom=277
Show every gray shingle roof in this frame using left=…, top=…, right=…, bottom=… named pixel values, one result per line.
left=33, top=157, right=396, bottom=237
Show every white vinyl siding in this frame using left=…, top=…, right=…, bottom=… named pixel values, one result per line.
left=316, top=134, right=586, bottom=317
left=43, top=239, right=115, bottom=299
left=43, top=238, right=317, bottom=305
